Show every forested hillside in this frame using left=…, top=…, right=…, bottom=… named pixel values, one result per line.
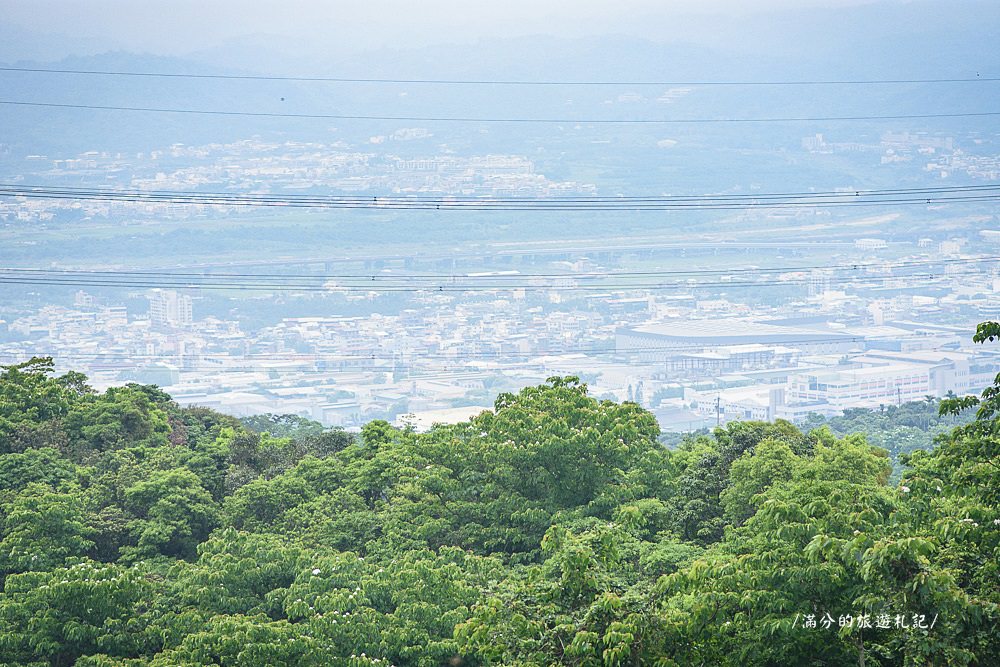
left=800, top=400, right=973, bottom=478
left=659, top=398, right=976, bottom=483
left=0, top=348, right=997, bottom=666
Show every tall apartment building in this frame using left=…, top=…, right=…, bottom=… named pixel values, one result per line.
left=148, top=289, right=193, bottom=328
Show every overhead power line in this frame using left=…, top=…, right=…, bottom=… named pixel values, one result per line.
left=1, top=99, right=997, bottom=124
left=4, top=182, right=998, bottom=202
left=2, top=183, right=998, bottom=211
left=0, top=255, right=1000, bottom=287
left=6, top=182, right=997, bottom=201
left=1, top=66, right=997, bottom=86
left=0, top=267, right=989, bottom=293
left=0, top=331, right=961, bottom=366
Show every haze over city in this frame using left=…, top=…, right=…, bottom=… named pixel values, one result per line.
left=1, top=1, right=999, bottom=665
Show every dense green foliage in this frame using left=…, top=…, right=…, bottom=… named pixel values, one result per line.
left=0, top=344, right=997, bottom=666
left=800, top=398, right=972, bottom=479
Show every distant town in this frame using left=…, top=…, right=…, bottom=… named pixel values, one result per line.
left=2, top=128, right=999, bottom=432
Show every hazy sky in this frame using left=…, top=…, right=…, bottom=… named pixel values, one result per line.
left=1, top=0, right=893, bottom=58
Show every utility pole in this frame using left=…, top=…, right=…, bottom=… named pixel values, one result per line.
left=897, top=386, right=902, bottom=406
left=716, top=395, right=722, bottom=426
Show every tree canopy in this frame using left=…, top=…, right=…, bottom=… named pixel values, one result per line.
left=0, top=352, right=996, bottom=666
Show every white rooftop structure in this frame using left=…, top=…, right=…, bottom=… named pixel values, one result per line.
left=395, top=406, right=492, bottom=432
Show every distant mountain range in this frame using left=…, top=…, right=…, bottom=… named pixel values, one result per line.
left=0, top=1, right=996, bottom=161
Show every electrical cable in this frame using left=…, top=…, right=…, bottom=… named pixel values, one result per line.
left=2, top=66, right=997, bottom=86
left=0, top=331, right=960, bottom=365
left=2, top=99, right=997, bottom=124
left=0, top=266, right=989, bottom=293
left=1, top=254, right=994, bottom=282
left=2, top=183, right=998, bottom=211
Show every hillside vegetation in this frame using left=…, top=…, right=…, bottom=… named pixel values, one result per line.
left=0, top=347, right=997, bottom=665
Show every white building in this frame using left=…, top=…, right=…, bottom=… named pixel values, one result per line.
left=685, top=385, right=787, bottom=424
left=148, top=289, right=193, bottom=328
left=855, top=238, right=888, bottom=251
left=788, top=362, right=932, bottom=410
left=394, top=405, right=491, bottom=432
